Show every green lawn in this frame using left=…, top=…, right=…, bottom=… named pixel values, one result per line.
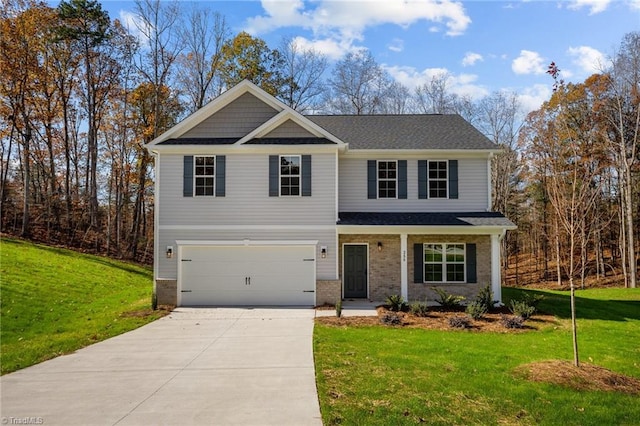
left=0, top=238, right=164, bottom=375
left=314, top=287, right=640, bottom=426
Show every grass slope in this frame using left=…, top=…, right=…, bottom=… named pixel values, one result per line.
left=1, top=238, right=164, bottom=374
left=314, top=287, right=640, bottom=426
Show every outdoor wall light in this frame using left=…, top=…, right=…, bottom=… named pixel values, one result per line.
left=377, top=242, right=383, bottom=251
left=320, top=246, right=327, bottom=258
left=166, top=246, right=173, bottom=259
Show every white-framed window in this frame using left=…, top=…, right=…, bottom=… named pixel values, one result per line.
left=423, top=243, right=465, bottom=283
left=194, top=155, right=215, bottom=196
left=428, top=160, right=447, bottom=198
left=280, top=155, right=301, bottom=196
left=377, top=160, right=397, bottom=198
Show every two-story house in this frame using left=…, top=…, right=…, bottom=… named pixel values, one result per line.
left=146, top=80, right=515, bottom=307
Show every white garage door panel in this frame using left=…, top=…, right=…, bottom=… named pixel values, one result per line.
left=179, top=245, right=315, bottom=306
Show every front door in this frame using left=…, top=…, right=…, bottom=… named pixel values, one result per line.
left=344, top=245, right=368, bottom=298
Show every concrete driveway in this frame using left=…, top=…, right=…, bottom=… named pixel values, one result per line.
left=0, top=308, right=322, bottom=426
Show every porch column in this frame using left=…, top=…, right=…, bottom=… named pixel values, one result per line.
left=400, top=234, right=408, bottom=300
left=491, top=233, right=502, bottom=304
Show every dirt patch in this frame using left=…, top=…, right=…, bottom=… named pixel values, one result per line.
left=515, top=360, right=640, bottom=395
left=120, top=305, right=173, bottom=319
left=316, top=306, right=558, bottom=333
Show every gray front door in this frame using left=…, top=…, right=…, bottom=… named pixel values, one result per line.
left=344, top=245, right=368, bottom=298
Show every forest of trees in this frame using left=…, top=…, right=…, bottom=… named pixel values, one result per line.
left=1, top=0, right=638, bottom=287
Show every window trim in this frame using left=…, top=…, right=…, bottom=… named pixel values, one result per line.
left=279, top=154, right=302, bottom=197
left=377, top=160, right=398, bottom=199
left=193, top=155, right=216, bottom=197
left=427, top=160, right=448, bottom=199
left=422, top=243, right=466, bottom=283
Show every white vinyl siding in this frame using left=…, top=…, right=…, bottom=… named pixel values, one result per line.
left=339, top=157, right=489, bottom=212
left=159, top=153, right=336, bottom=226
left=264, top=119, right=316, bottom=138
left=181, top=92, right=278, bottom=138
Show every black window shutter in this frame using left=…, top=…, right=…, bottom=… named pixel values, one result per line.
left=183, top=156, right=193, bottom=197
left=215, top=155, right=225, bottom=197
left=466, top=243, right=477, bottom=283
left=302, top=155, right=312, bottom=196
left=269, top=155, right=279, bottom=197
left=398, top=160, right=407, bottom=199
left=367, top=160, right=376, bottom=199
left=449, top=159, right=458, bottom=199
left=418, top=160, right=427, bottom=199
left=413, top=243, right=424, bottom=283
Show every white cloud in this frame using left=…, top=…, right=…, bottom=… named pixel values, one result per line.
left=512, top=50, right=546, bottom=75
left=384, top=65, right=489, bottom=100
left=517, top=84, right=552, bottom=114
left=289, top=36, right=363, bottom=61
left=631, top=0, right=640, bottom=10
left=245, top=0, right=472, bottom=57
left=567, top=45, right=606, bottom=75
left=462, top=52, right=483, bottom=67
left=388, top=38, right=404, bottom=53
left=119, top=10, right=149, bottom=43
left=567, top=0, right=611, bottom=14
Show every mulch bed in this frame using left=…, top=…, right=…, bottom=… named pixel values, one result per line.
left=316, top=306, right=558, bottom=333
left=515, top=360, right=640, bottom=395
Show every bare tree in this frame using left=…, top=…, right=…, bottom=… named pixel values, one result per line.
left=326, top=50, right=388, bottom=114
left=176, top=5, right=228, bottom=113
left=279, top=36, right=328, bottom=113
left=414, top=72, right=458, bottom=114
left=604, top=32, right=639, bottom=288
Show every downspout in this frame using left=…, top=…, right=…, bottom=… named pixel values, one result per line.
left=151, top=149, right=159, bottom=308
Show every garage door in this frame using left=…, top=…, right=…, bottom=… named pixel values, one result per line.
left=179, top=244, right=316, bottom=306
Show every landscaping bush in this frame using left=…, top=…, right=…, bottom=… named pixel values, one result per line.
left=501, top=314, right=525, bottom=329
left=475, top=284, right=497, bottom=311
left=432, top=287, right=465, bottom=310
left=386, top=294, right=409, bottom=312
left=509, top=299, right=536, bottom=320
left=380, top=312, right=403, bottom=326
left=465, top=300, right=488, bottom=320
left=410, top=301, right=430, bottom=317
left=448, top=315, right=472, bottom=329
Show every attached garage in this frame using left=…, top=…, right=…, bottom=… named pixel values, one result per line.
left=177, top=241, right=317, bottom=306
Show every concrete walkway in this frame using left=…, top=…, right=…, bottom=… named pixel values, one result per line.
left=1, top=308, right=323, bottom=426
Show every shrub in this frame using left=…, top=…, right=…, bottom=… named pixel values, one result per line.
left=448, top=315, right=472, bottom=329
left=410, top=301, right=430, bottom=317
left=386, top=294, right=409, bottom=312
left=501, top=314, right=525, bottom=329
left=522, top=293, right=545, bottom=309
left=466, top=300, right=488, bottom=320
left=475, top=284, right=497, bottom=312
left=151, top=292, right=158, bottom=311
left=509, top=299, right=536, bottom=320
left=380, top=312, right=403, bottom=326
left=432, top=287, right=465, bottom=310
left=336, top=299, right=342, bottom=318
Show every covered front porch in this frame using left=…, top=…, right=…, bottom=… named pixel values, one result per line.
left=336, top=212, right=516, bottom=304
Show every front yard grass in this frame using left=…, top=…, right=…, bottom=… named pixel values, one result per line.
left=1, top=238, right=166, bottom=375
left=314, top=287, right=640, bottom=425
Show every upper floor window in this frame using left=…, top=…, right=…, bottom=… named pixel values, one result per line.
left=194, top=155, right=215, bottom=196
left=377, top=160, right=397, bottom=198
left=280, top=155, right=301, bottom=196
left=428, top=161, right=448, bottom=198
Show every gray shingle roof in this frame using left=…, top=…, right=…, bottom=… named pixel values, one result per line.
left=338, top=212, right=516, bottom=227
left=158, top=138, right=237, bottom=145
left=306, top=114, right=496, bottom=150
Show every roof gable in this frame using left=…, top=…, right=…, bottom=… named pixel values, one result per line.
left=147, top=80, right=344, bottom=148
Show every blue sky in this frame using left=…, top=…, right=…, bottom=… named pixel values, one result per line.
left=106, top=0, right=640, bottom=113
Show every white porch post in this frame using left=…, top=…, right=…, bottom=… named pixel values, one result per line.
left=400, top=234, right=408, bottom=300
left=491, top=233, right=502, bottom=304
